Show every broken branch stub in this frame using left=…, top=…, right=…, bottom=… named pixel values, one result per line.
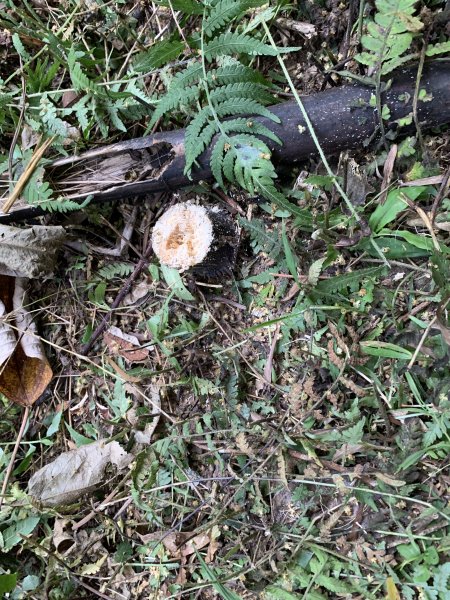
left=151, top=203, right=240, bottom=277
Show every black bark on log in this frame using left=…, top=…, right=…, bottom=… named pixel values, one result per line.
left=1, top=61, right=449, bottom=223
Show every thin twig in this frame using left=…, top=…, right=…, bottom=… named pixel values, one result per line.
left=430, top=166, right=450, bottom=226
left=80, top=241, right=154, bottom=355
left=2, top=136, right=56, bottom=214
left=406, top=315, right=438, bottom=370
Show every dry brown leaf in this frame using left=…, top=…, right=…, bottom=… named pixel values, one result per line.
left=205, top=526, right=221, bottom=563
left=28, top=439, right=133, bottom=506
left=375, top=472, right=406, bottom=487
left=332, top=443, right=365, bottom=461
left=181, top=532, right=211, bottom=557
left=0, top=276, right=53, bottom=406
left=123, top=280, right=150, bottom=306
left=160, top=531, right=211, bottom=559
left=103, top=326, right=150, bottom=363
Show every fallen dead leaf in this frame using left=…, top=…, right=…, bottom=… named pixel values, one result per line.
left=0, top=224, right=66, bottom=278
left=123, top=280, right=150, bottom=306
left=375, top=472, right=406, bottom=488
left=28, top=439, right=133, bottom=506
left=104, top=326, right=151, bottom=363
left=0, top=276, right=53, bottom=406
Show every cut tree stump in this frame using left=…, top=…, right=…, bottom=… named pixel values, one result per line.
left=1, top=61, right=449, bottom=223
left=152, top=202, right=240, bottom=277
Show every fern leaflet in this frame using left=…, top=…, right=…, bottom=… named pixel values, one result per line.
left=356, top=0, right=423, bottom=75
left=150, top=0, right=300, bottom=212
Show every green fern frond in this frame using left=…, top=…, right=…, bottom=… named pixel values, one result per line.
left=185, top=117, right=282, bottom=173
left=203, top=0, right=248, bottom=37
left=203, top=0, right=268, bottom=38
left=210, top=136, right=228, bottom=187
left=214, top=98, right=280, bottom=122
left=36, top=196, right=91, bottom=213
left=148, top=0, right=299, bottom=213
left=356, top=0, right=423, bottom=75
left=167, top=62, right=203, bottom=90
left=149, top=85, right=200, bottom=127
left=208, top=63, right=271, bottom=87
left=314, top=266, right=384, bottom=295
left=426, top=40, right=450, bottom=57
left=184, top=99, right=280, bottom=174
left=238, top=216, right=284, bottom=260
left=203, top=32, right=279, bottom=60
left=209, top=82, right=274, bottom=105
left=133, top=39, right=185, bottom=72
left=224, top=118, right=281, bottom=144
left=162, top=62, right=269, bottom=99
left=68, top=47, right=105, bottom=95
left=98, top=262, right=134, bottom=280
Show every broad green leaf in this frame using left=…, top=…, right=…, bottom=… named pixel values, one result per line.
left=0, top=573, right=17, bottom=594
left=65, top=422, right=95, bottom=446
left=282, top=220, right=299, bottom=283
left=160, top=265, right=195, bottom=301
left=46, top=410, right=63, bottom=437
left=359, top=236, right=429, bottom=259
left=1, top=517, right=40, bottom=552
left=360, top=341, right=412, bottom=359
left=369, top=186, right=425, bottom=232
left=263, top=586, right=302, bottom=599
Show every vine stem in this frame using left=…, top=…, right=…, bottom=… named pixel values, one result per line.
left=262, top=21, right=388, bottom=265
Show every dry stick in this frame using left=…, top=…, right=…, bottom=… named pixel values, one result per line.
left=80, top=241, right=154, bottom=355
left=2, top=136, right=56, bottom=214
left=406, top=297, right=450, bottom=370
left=0, top=406, right=30, bottom=510
left=430, top=166, right=450, bottom=226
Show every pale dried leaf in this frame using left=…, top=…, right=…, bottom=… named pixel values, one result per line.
left=380, top=144, right=397, bottom=204
left=28, top=440, right=133, bottom=506
left=132, top=384, right=161, bottom=444
left=375, top=472, right=406, bottom=487
left=0, top=225, right=66, bottom=278
left=123, top=280, right=150, bottom=306
left=181, top=532, right=210, bottom=557
left=236, top=431, right=254, bottom=456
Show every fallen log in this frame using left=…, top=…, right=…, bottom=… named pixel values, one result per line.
left=1, top=60, right=449, bottom=223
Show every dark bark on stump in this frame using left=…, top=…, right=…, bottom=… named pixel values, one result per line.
left=1, top=61, right=449, bottom=223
